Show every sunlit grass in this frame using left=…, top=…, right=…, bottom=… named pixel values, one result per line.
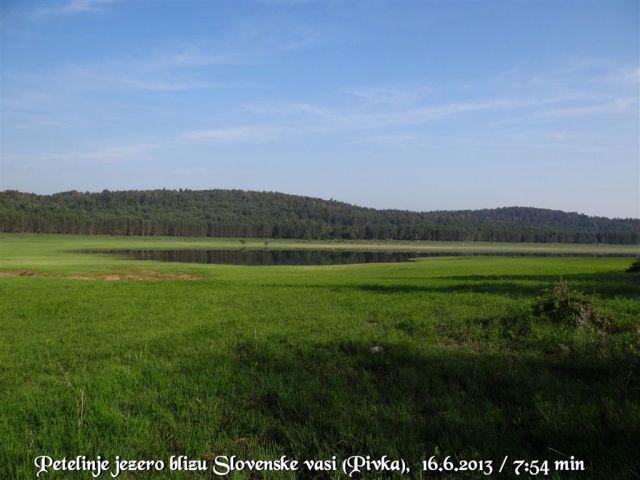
left=0, top=234, right=638, bottom=478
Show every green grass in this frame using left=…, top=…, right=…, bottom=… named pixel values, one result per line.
left=0, top=234, right=639, bottom=479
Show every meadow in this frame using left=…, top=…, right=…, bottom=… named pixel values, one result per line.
left=0, top=234, right=638, bottom=479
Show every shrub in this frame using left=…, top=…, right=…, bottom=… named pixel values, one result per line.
left=533, top=280, right=609, bottom=330
left=626, top=259, right=640, bottom=273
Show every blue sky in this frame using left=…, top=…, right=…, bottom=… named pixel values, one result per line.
left=0, top=0, right=638, bottom=218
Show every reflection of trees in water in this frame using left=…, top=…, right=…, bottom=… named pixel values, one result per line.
left=79, top=249, right=638, bottom=265
left=128, top=249, right=420, bottom=265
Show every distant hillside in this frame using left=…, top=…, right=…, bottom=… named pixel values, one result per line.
left=1, top=189, right=638, bottom=244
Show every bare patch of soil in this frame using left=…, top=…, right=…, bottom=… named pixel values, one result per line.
left=0, top=271, right=42, bottom=277
left=0, top=270, right=196, bottom=281
left=65, top=271, right=197, bottom=281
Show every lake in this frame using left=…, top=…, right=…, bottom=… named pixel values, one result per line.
left=79, top=249, right=638, bottom=266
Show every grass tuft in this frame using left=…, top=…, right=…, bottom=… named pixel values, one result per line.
left=533, top=280, right=610, bottom=331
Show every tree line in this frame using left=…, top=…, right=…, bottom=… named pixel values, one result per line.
left=1, top=189, right=638, bottom=244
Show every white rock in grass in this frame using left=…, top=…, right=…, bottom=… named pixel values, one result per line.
left=370, top=346, right=384, bottom=354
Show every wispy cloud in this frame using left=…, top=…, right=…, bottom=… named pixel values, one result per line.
left=4, top=13, right=318, bottom=99
left=66, top=63, right=224, bottom=92
left=182, top=126, right=285, bottom=143
left=33, top=0, right=117, bottom=17
left=3, top=142, right=160, bottom=167
left=346, top=85, right=434, bottom=107
left=242, top=96, right=536, bottom=133
left=0, top=47, right=233, bottom=128
left=181, top=97, right=536, bottom=147
left=540, top=97, right=637, bottom=117
left=3, top=55, right=637, bottom=159
left=241, top=61, right=639, bottom=135
left=117, top=78, right=218, bottom=92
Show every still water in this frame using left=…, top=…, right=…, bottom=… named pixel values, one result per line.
left=80, top=249, right=637, bottom=266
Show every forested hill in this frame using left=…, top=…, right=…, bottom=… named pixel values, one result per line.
left=1, top=189, right=638, bottom=244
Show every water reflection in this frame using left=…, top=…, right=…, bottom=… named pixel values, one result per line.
left=79, top=249, right=638, bottom=266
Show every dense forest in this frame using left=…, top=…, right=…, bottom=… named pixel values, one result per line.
left=1, top=189, right=638, bottom=244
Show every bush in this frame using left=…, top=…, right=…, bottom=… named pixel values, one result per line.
left=626, top=259, right=640, bottom=273
left=533, top=280, right=609, bottom=330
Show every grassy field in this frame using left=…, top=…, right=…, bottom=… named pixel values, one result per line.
left=1, top=234, right=639, bottom=479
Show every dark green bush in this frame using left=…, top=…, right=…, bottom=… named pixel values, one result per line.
left=534, top=280, right=609, bottom=330
left=626, top=259, right=640, bottom=273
